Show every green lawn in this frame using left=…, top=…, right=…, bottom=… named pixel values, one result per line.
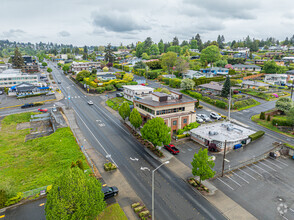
left=0, top=112, right=89, bottom=195
left=106, top=97, right=133, bottom=111
left=97, top=203, right=128, bottom=220
left=251, top=114, right=294, bottom=138
left=242, top=89, right=290, bottom=101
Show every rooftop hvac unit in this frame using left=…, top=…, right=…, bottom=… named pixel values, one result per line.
left=209, top=131, right=218, bottom=136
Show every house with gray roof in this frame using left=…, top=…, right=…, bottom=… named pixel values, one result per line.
left=232, top=64, right=262, bottom=72
left=241, top=80, right=269, bottom=89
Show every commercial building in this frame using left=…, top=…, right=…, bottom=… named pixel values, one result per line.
left=123, top=85, right=154, bottom=101
left=71, top=61, right=100, bottom=73
left=134, top=91, right=196, bottom=136
left=0, top=69, right=38, bottom=88
left=190, top=122, right=255, bottom=151
left=8, top=82, right=50, bottom=97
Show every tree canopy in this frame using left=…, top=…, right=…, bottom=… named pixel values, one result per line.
left=200, top=45, right=221, bottom=66
left=12, top=46, right=24, bottom=68
left=181, top=78, right=195, bottom=90
left=191, top=149, right=215, bottom=184
left=221, top=76, right=231, bottom=98
left=129, top=108, right=142, bottom=130
left=141, top=117, right=171, bottom=147
left=45, top=167, right=106, bottom=220
left=119, top=102, right=131, bottom=121
left=276, top=97, right=293, bottom=113
left=161, top=52, right=177, bottom=73
left=263, top=60, right=287, bottom=74
left=123, top=73, right=134, bottom=82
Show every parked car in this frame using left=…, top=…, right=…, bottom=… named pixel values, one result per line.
left=116, top=92, right=123, bottom=97
left=197, top=114, right=211, bottom=122
left=117, top=88, right=123, bottom=91
left=210, top=112, right=221, bottom=120
left=196, top=116, right=204, bottom=123
left=87, top=100, right=94, bottom=105
left=57, top=81, right=61, bottom=84
left=21, top=103, right=34, bottom=109
left=38, top=108, right=48, bottom=112
left=164, top=144, right=180, bottom=155
left=102, top=186, right=119, bottom=199
left=0, top=91, right=3, bottom=95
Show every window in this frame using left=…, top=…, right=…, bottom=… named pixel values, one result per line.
left=183, top=119, right=187, bottom=124
left=173, top=121, right=177, bottom=125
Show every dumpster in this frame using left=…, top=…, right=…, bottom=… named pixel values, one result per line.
left=234, top=144, right=242, bottom=149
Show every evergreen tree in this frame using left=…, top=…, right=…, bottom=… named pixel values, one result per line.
left=221, top=76, right=231, bottom=98
left=260, top=112, right=266, bottom=120
left=172, top=37, right=179, bottom=46
left=129, top=108, right=142, bottom=130
left=267, top=114, right=271, bottom=121
left=105, top=43, right=114, bottom=63
left=158, top=39, right=164, bottom=54
left=12, top=46, right=24, bottom=69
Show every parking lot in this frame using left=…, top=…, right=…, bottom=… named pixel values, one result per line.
left=212, top=157, right=294, bottom=220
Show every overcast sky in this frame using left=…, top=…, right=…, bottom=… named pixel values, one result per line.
left=1, top=0, right=294, bottom=46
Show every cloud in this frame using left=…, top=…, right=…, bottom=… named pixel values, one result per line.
left=58, top=31, right=71, bottom=37
left=92, top=11, right=151, bottom=33
left=1, top=29, right=25, bottom=38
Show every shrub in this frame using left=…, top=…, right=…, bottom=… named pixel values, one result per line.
left=177, top=129, right=184, bottom=135
left=233, top=99, right=259, bottom=109
left=249, top=131, right=265, bottom=141
left=198, top=105, right=203, bottom=109
left=271, top=118, right=293, bottom=127
left=260, top=112, right=266, bottom=120
left=46, top=185, right=52, bottom=193
left=131, top=202, right=140, bottom=208
left=96, top=87, right=105, bottom=94
left=0, top=189, right=9, bottom=208
left=5, top=192, right=23, bottom=207
left=267, top=114, right=271, bottom=121
left=184, top=122, right=200, bottom=131
left=258, top=86, right=267, bottom=91
left=34, top=102, right=43, bottom=107
left=215, top=100, right=227, bottom=109
left=105, top=85, right=115, bottom=91
left=134, top=206, right=144, bottom=213
left=139, top=211, right=150, bottom=218
left=104, top=162, right=117, bottom=171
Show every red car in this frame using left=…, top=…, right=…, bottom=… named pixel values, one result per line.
left=38, top=108, right=48, bottom=112
left=164, top=144, right=180, bottom=155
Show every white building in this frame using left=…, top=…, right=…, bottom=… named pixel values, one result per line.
left=122, top=85, right=154, bottom=101
left=60, top=54, right=68, bottom=60
left=190, top=122, right=255, bottom=151
left=0, top=71, right=38, bottom=88
left=264, top=74, right=288, bottom=85
left=183, top=70, right=212, bottom=79
left=71, top=61, right=100, bottom=73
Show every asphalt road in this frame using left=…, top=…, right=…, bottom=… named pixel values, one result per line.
left=47, top=62, right=226, bottom=220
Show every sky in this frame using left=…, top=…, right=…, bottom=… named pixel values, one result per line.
left=1, top=0, right=294, bottom=46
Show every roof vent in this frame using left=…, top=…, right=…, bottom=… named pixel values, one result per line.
left=209, top=131, right=218, bottom=136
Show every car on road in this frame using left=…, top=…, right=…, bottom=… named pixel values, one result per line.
left=0, top=91, right=3, bottom=95
left=38, top=108, right=48, bottom=112
left=116, top=92, right=123, bottom=97
left=21, top=103, right=34, bottom=108
left=197, top=114, right=211, bottom=122
left=87, top=100, right=94, bottom=105
left=210, top=112, right=221, bottom=120
left=196, top=116, right=204, bottom=123
left=102, top=186, right=119, bottom=199
left=57, top=81, right=61, bottom=84
left=164, top=144, right=180, bottom=155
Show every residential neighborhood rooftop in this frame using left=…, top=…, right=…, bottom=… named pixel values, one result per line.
left=122, top=85, right=153, bottom=91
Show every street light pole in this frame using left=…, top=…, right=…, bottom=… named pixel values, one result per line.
left=228, top=88, right=232, bottom=121
left=152, top=161, right=169, bottom=220
left=221, top=140, right=227, bottom=177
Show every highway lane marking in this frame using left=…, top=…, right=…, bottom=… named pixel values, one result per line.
left=265, top=159, right=283, bottom=169
left=226, top=176, right=242, bottom=187
left=74, top=110, right=119, bottom=168
left=217, top=178, right=234, bottom=190
left=238, top=168, right=257, bottom=180
left=233, top=172, right=249, bottom=184
left=39, top=203, right=45, bottom=206
left=259, top=161, right=277, bottom=172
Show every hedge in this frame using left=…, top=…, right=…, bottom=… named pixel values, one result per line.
left=96, top=87, right=105, bottom=93
left=123, top=65, right=132, bottom=72
left=271, top=118, right=293, bottom=127
left=233, top=99, right=259, bottom=110
left=249, top=131, right=265, bottom=141
left=215, top=100, right=227, bottom=109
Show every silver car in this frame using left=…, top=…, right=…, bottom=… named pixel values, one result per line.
left=196, top=116, right=204, bottom=123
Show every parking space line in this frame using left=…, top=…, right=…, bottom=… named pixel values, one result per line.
left=289, top=208, right=294, bottom=213
left=265, top=159, right=283, bottom=169
left=233, top=172, right=250, bottom=184
left=275, top=159, right=288, bottom=166
left=252, top=164, right=271, bottom=174
left=259, top=161, right=277, bottom=171
left=238, top=168, right=257, bottom=180
left=226, top=176, right=242, bottom=187
left=246, top=166, right=263, bottom=177
left=182, top=150, right=186, bottom=153
left=217, top=178, right=234, bottom=190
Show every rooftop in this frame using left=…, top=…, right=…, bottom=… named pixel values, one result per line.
left=123, top=85, right=153, bottom=91
left=199, top=82, right=223, bottom=91
left=242, top=80, right=269, bottom=87
left=190, top=122, right=255, bottom=142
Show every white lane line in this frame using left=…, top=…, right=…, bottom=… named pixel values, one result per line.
left=233, top=172, right=249, bottom=184
left=259, top=161, right=277, bottom=171
left=74, top=110, right=118, bottom=168
left=289, top=208, right=294, bottom=213
left=246, top=166, right=263, bottom=177
left=252, top=164, right=271, bottom=175
left=281, top=215, right=288, bottom=220
left=265, top=159, right=283, bottom=169
left=238, top=168, right=257, bottom=180
left=226, top=176, right=242, bottom=187
left=275, top=159, right=288, bottom=166
left=217, top=178, right=234, bottom=190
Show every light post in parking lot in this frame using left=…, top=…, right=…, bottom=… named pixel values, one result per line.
left=221, top=140, right=227, bottom=177
left=152, top=161, right=169, bottom=220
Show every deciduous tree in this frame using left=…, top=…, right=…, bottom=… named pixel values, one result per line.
left=200, top=45, right=221, bottom=67
left=141, top=117, right=171, bottom=148
left=276, top=97, right=293, bottom=113
left=181, top=78, right=195, bottom=90
left=45, top=167, right=106, bottom=220
left=119, top=102, right=131, bottom=121
left=191, top=149, right=215, bottom=184
left=123, top=73, right=134, bottom=82
left=161, top=52, right=177, bottom=74
left=175, top=57, right=189, bottom=74
left=47, top=67, right=52, bottom=73
left=130, top=108, right=142, bottom=130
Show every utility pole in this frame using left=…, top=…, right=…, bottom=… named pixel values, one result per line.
left=221, top=140, right=227, bottom=177
left=228, top=88, right=231, bottom=121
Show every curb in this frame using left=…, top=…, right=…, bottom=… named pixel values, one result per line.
left=0, top=98, right=57, bottom=110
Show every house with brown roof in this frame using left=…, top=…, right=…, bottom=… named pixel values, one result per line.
left=134, top=91, right=196, bottom=136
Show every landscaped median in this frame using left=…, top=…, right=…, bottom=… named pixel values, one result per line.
left=0, top=112, right=90, bottom=209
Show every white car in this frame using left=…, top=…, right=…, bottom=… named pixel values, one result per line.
left=87, top=100, right=94, bottom=105
left=196, top=116, right=204, bottom=123
left=198, top=114, right=211, bottom=122
left=210, top=112, right=222, bottom=120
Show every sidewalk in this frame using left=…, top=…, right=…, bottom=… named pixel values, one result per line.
left=62, top=106, right=139, bottom=220
left=166, top=157, right=257, bottom=220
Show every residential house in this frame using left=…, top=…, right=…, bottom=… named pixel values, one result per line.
left=183, top=70, right=213, bottom=79
left=264, top=74, right=288, bottom=85
left=232, top=64, right=261, bottom=72
left=123, top=85, right=153, bottom=101
left=241, top=80, right=269, bottom=89
left=133, top=75, right=146, bottom=85
left=190, top=122, right=255, bottom=151
left=282, top=57, right=294, bottom=63
left=163, top=74, right=176, bottom=79
left=134, top=91, right=196, bottom=136
left=71, top=61, right=100, bottom=73
left=96, top=73, right=116, bottom=81
left=200, top=67, right=229, bottom=76
left=286, top=70, right=294, bottom=82
left=198, top=82, right=223, bottom=95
